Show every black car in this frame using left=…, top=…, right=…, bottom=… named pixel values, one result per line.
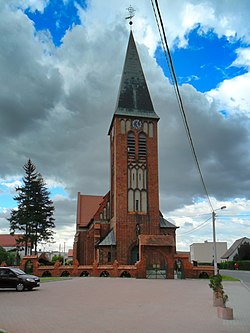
left=0, top=267, right=40, bottom=291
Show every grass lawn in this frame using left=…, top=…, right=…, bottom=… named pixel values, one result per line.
left=40, top=277, right=72, bottom=282
left=221, top=275, right=240, bottom=281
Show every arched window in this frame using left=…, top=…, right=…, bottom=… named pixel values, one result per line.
left=138, top=133, right=147, bottom=159
left=135, top=190, right=141, bottom=212
left=127, top=132, right=135, bottom=158
left=120, top=119, right=125, bottom=134
left=141, top=190, right=147, bottom=213
left=128, top=189, right=134, bottom=212
left=149, top=122, right=154, bottom=138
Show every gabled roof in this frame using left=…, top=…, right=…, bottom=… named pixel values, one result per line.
left=159, top=212, right=179, bottom=229
left=114, top=31, right=159, bottom=121
left=97, top=229, right=116, bottom=246
left=77, top=194, right=104, bottom=228
left=0, top=234, right=25, bottom=247
left=221, top=237, right=250, bottom=259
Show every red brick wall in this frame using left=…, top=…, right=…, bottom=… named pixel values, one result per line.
left=110, top=117, right=162, bottom=264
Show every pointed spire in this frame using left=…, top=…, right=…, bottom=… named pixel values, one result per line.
left=115, top=31, right=159, bottom=120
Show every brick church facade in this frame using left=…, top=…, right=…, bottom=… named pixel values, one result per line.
left=73, top=31, right=180, bottom=278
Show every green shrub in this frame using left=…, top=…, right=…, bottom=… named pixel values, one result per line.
left=220, top=260, right=250, bottom=270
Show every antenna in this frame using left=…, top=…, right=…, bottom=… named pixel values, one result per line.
left=125, top=5, right=135, bottom=26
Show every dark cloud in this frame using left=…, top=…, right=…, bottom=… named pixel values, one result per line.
left=1, top=1, right=250, bottom=249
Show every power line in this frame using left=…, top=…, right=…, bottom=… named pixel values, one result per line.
left=150, top=0, right=214, bottom=212
left=178, top=216, right=212, bottom=235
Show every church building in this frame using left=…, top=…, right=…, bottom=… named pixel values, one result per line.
left=73, top=31, right=179, bottom=278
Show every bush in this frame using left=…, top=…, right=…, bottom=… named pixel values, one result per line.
left=51, top=255, right=64, bottom=264
left=209, top=274, right=223, bottom=294
left=0, top=247, right=21, bottom=266
left=220, top=260, right=250, bottom=270
left=238, top=260, right=250, bottom=270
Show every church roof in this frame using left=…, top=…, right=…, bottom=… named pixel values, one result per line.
left=159, top=215, right=179, bottom=229
left=77, top=194, right=103, bottom=228
left=114, top=31, right=159, bottom=120
left=97, top=229, right=116, bottom=246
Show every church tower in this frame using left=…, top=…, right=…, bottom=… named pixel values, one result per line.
left=74, top=29, right=178, bottom=278
left=108, top=31, right=164, bottom=265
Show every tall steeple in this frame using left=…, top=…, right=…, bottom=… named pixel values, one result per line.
left=115, top=31, right=159, bottom=120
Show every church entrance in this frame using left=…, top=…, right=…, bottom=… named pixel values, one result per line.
left=145, top=250, right=167, bottom=279
left=130, top=245, right=139, bottom=264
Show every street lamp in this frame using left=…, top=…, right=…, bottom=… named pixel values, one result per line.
left=212, top=206, right=226, bottom=275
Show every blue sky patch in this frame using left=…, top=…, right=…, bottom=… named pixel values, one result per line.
left=50, top=186, right=69, bottom=198
left=155, top=25, right=248, bottom=92
left=25, top=0, right=87, bottom=46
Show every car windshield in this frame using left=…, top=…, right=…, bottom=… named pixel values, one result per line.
left=10, top=268, right=26, bottom=275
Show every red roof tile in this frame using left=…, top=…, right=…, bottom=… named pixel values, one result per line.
left=77, top=193, right=104, bottom=227
left=0, top=234, right=24, bottom=247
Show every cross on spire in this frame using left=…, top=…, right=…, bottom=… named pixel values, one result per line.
left=125, top=5, right=135, bottom=26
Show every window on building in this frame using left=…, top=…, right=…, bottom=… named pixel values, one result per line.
left=120, top=119, right=125, bottom=134
left=138, top=133, right=147, bottom=159
left=107, top=251, right=111, bottom=263
left=127, top=132, right=135, bottom=158
left=149, top=122, right=154, bottom=138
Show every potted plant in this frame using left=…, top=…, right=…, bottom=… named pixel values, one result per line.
left=209, top=274, right=224, bottom=306
left=217, top=292, right=233, bottom=320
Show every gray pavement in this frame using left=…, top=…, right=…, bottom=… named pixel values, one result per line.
left=0, top=278, right=249, bottom=333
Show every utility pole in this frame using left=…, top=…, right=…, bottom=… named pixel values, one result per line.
left=212, top=206, right=226, bottom=275
left=212, top=211, right=218, bottom=275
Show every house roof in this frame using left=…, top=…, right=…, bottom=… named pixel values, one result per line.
left=97, top=229, right=116, bottom=246
left=77, top=194, right=104, bottom=228
left=221, top=237, right=250, bottom=259
left=0, top=234, right=24, bottom=247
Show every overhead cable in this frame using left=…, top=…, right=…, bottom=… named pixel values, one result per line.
left=150, top=0, right=214, bottom=212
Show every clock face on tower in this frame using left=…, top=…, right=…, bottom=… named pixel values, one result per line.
left=132, top=119, right=142, bottom=130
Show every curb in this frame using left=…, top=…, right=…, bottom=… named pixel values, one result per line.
left=240, top=279, right=250, bottom=292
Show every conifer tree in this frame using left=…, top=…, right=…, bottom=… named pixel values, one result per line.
left=8, top=159, right=55, bottom=255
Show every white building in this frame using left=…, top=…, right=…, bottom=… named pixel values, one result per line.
left=190, top=241, right=227, bottom=264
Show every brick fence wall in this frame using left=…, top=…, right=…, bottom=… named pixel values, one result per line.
left=0, top=254, right=214, bottom=279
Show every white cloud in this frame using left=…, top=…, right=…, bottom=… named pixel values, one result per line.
left=1, top=0, right=250, bottom=251
left=232, top=48, right=250, bottom=68
left=6, top=0, right=49, bottom=13
left=207, top=72, right=250, bottom=116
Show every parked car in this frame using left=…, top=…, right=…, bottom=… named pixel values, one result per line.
left=0, top=267, right=40, bottom=291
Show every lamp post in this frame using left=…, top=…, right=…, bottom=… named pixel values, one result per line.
left=212, top=206, right=226, bottom=275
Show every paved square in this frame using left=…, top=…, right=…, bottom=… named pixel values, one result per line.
left=0, top=278, right=248, bottom=333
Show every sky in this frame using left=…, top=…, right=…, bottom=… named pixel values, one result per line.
left=0, top=0, right=250, bottom=253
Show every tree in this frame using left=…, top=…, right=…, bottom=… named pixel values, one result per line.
left=51, top=255, right=64, bottom=264
left=8, top=159, right=55, bottom=255
left=0, top=246, right=19, bottom=265
left=0, top=246, right=8, bottom=264
left=237, top=242, right=250, bottom=260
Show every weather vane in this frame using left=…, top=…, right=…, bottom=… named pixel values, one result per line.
left=125, top=5, right=135, bottom=27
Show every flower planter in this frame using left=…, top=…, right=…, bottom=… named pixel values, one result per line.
left=217, top=306, right=233, bottom=320
left=213, top=292, right=224, bottom=307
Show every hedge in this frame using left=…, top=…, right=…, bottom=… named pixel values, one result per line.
left=219, top=260, right=250, bottom=270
